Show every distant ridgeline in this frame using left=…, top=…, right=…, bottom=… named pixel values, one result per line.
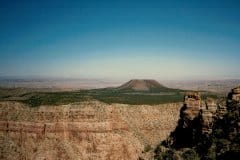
left=116, top=79, right=182, bottom=92
left=0, top=79, right=184, bottom=106
left=154, top=86, right=240, bottom=160
left=0, top=79, right=218, bottom=107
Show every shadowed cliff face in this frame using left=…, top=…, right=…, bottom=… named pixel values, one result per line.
left=217, top=86, right=240, bottom=159
left=167, top=92, right=204, bottom=148
left=155, top=86, right=240, bottom=160
left=0, top=101, right=181, bottom=160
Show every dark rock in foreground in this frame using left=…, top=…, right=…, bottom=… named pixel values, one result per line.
left=155, top=86, right=240, bottom=160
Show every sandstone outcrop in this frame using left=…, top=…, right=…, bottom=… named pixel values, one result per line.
left=155, top=86, right=240, bottom=160
left=182, top=92, right=217, bottom=134
left=228, top=86, right=240, bottom=104
left=0, top=101, right=181, bottom=160
left=201, top=98, right=217, bottom=134
left=166, top=92, right=217, bottom=148
left=224, top=86, right=240, bottom=143
left=182, top=92, right=201, bottom=128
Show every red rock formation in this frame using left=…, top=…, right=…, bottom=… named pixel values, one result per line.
left=182, top=92, right=201, bottom=128
left=0, top=101, right=181, bottom=160
left=201, top=98, right=217, bottom=134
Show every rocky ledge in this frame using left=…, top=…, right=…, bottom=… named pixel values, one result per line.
left=0, top=101, right=181, bottom=160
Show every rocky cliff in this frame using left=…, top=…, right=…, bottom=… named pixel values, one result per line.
left=0, top=101, right=181, bottom=160
left=155, top=86, right=240, bottom=160
left=164, top=92, right=217, bottom=149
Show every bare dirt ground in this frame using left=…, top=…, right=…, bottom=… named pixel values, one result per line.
left=162, top=79, right=240, bottom=94
left=0, top=78, right=122, bottom=90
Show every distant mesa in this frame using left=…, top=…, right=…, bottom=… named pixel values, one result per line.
left=117, top=79, right=168, bottom=91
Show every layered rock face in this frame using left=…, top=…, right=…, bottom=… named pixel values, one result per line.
left=0, top=101, right=181, bottom=160
left=156, top=86, right=240, bottom=160
left=224, top=86, right=240, bottom=145
left=206, top=86, right=240, bottom=159
left=182, top=92, right=217, bottom=134
left=167, top=92, right=217, bottom=148
left=228, top=86, right=240, bottom=104
left=201, top=98, right=217, bottom=134
left=223, top=86, right=240, bottom=143
left=182, top=92, right=201, bottom=128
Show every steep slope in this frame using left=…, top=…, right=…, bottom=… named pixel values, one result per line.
left=154, top=86, right=240, bottom=160
left=0, top=101, right=181, bottom=160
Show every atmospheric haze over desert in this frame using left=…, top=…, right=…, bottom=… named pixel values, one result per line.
left=0, top=1, right=240, bottom=80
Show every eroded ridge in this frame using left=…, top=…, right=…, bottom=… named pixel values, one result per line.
left=0, top=101, right=181, bottom=160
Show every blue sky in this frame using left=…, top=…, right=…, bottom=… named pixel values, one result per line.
left=0, top=0, right=240, bottom=80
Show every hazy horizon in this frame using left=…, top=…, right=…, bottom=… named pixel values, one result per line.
left=1, top=0, right=240, bottom=80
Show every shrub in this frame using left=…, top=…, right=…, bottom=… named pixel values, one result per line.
left=182, top=149, right=200, bottom=160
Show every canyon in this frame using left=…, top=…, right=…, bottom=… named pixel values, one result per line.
left=0, top=101, right=181, bottom=160
left=0, top=80, right=239, bottom=160
left=154, top=86, right=240, bottom=160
